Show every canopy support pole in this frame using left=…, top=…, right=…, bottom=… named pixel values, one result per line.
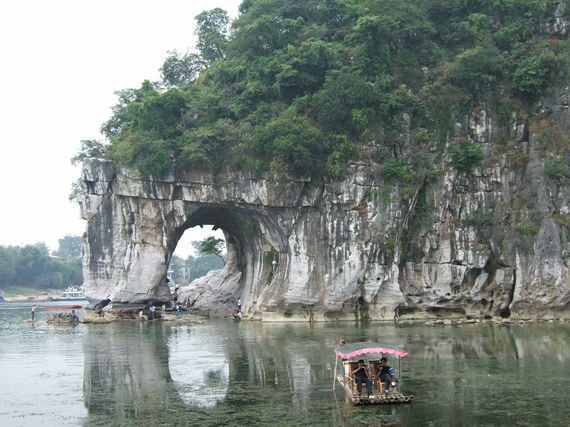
left=333, top=356, right=338, bottom=391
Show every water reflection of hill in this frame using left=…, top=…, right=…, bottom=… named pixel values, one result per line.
left=81, top=320, right=570, bottom=426
left=400, top=323, right=570, bottom=362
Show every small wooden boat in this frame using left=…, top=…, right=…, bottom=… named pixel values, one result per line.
left=43, top=304, right=83, bottom=311
left=334, top=342, right=415, bottom=404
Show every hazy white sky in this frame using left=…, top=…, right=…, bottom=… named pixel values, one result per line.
left=0, top=0, right=240, bottom=257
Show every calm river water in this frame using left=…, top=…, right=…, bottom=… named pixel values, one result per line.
left=1, top=301, right=569, bottom=427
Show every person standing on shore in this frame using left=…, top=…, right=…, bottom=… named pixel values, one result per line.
left=31, top=304, right=37, bottom=321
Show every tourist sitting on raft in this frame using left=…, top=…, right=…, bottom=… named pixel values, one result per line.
left=352, top=359, right=373, bottom=397
left=376, top=357, right=398, bottom=394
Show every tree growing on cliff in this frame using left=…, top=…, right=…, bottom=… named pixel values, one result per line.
left=194, top=8, right=230, bottom=65
left=160, top=50, right=204, bottom=88
left=71, top=139, right=106, bottom=166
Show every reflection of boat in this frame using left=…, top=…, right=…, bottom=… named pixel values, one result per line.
left=334, top=342, right=414, bottom=404
left=48, top=287, right=87, bottom=301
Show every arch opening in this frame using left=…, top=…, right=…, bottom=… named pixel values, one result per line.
left=169, top=226, right=226, bottom=286
left=165, top=205, right=289, bottom=317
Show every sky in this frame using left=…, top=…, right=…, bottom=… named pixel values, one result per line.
left=0, top=0, right=240, bottom=257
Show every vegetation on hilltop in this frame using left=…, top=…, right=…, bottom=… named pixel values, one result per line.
left=76, top=0, right=570, bottom=181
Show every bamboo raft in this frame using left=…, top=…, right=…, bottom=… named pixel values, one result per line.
left=44, top=305, right=83, bottom=323
left=334, top=343, right=415, bottom=405
left=47, top=312, right=80, bottom=323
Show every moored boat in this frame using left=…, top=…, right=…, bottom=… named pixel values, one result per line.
left=48, top=287, right=87, bottom=301
left=334, top=342, right=415, bottom=404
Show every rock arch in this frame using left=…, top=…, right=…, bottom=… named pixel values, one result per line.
left=79, top=158, right=355, bottom=320
left=79, top=150, right=569, bottom=321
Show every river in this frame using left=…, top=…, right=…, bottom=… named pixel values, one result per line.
left=0, top=301, right=569, bottom=426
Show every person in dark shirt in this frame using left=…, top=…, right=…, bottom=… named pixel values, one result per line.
left=351, top=359, right=372, bottom=396
left=377, top=357, right=398, bottom=394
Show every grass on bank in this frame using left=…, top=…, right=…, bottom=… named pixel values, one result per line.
left=0, top=287, right=54, bottom=300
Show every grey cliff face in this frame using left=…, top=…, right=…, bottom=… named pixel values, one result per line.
left=79, top=98, right=570, bottom=322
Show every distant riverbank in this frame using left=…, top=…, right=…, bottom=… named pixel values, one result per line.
left=0, top=287, right=57, bottom=302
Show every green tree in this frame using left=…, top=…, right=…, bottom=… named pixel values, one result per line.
left=544, top=157, right=570, bottom=182
left=512, top=56, right=549, bottom=100
left=178, top=119, right=242, bottom=170
left=448, top=45, right=505, bottom=94
left=197, top=236, right=226, bottom=265
left=52, top=235, right=83, bottom=260
left=0, top=246, right=17, bottom=285
left=0, top=243, right=83, bottom=288
left=160, top=50, right=204, bottom=88
left=184, top=253, right=225, bottom=283
left=130, top=88, right=189, bottom=140
left=100, top=80, right=160, bottom=140
left=71, top=139, right=106, bottom=166
left=315, top=69, right=379, bottom=134
left=109, top=130, right=173, bottom=178
left=14, top=244, right=50, bottom=286
left=195, top=8, right=230, bottom=64
left=255, top=109, right=324, bottom=176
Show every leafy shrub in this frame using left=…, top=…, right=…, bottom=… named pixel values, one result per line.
left=377, top=158, right=417, bottom=198
left=544, top=157, right=570, bottom=182
left=516, top=222, right=540, bottom=236
left=256, top=110, right=324, bottom=177
left=512, top=56, right=549, bottom=100
left=448, top=45, right=505, bottom=94
left=325, top=135, right=359, bottom=180
left=109, top=131, right=172, bottom=178
left=449, top=141, right=484, bottom=172
left=463, top=211, right=495, bottom=227
left=378, top=158, right=414, bottom=185
left=178, top=119, right=239, bottom=170
left=71, top=140, right=106, bottom=166
left=315, top=69, right=379, bottom=134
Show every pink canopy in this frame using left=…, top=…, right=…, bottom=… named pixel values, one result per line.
left=334, top=342, right=409, bottom=359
